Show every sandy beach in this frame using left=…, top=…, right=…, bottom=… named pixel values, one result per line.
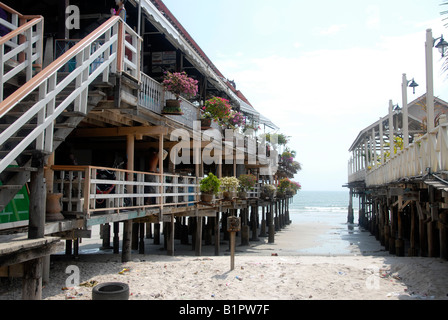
left=1, top=220, right=448, bottom=301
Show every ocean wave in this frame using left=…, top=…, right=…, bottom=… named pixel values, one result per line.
left=293, top=206, right=348, bottom=213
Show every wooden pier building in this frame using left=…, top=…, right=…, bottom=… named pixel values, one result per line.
left=346, top=75, right=448, bottom=260
left=0, top=0, right=300, bottom=299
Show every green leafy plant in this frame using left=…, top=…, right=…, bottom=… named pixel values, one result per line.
left=264, top=133, right=289, bottom=146
left=277, top=178, right=292, bottom=194
left=200, top=173, right=221, bottom=195
left=238, top=174, right=257, bottom=192
left=201, top=97, right=232, bottom=125
left=260, top=184, right=276, bottom=199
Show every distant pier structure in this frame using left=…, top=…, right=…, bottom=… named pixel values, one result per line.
left=345, top=91, right=448, bottom=259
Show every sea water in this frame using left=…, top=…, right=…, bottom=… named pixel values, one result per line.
left=287, top=191, right=383, bottom=255
left=289, top=190, right=357, bottom=225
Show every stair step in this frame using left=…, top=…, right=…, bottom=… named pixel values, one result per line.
left=0, top=123, right=35, bottom=129
left=54, top=123, right=77, bottom=129
left=4, top=166, right=38, bottom=172
left=0, top=184, right=23, bottom=190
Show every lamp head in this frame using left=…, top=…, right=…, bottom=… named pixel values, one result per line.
left=408, top=78, right=419, bottom=94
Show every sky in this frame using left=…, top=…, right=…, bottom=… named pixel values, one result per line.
left=161, top=0, right=448, bottom=191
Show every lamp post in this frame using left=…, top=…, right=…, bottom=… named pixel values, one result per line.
left=426, top=29, right=435, bottom=133
left=401, top=74, right=419, bottom=148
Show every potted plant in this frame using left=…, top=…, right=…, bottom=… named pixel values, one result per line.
left=277, top=178, right=292, bottom=198
left=227, top=110, right=246, bottom=130
left=219, top=176, right=239, bottom=200
left=162, top=71, right=198, bottom=115
left=199, top=173, right=221, bottom=203
left=260, top=184, right=276, bottom=200
left=237, top=173, right=257, bottom=199
left=201, top=97, right=232, bottom=127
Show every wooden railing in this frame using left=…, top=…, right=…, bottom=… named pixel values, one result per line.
left=0, top=16, right=141, bottom=174
left=139, top=72, right=200, bottom=128
left=51, top=165, right=199, bottom=219
left=366, top=115, right=448, bottom=187
left=0, top=6, right=43, bottom=101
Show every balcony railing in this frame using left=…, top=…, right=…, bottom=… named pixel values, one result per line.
left=51, top=165, right=199, bottom=220
left=365, top=116, right=448, bottom=187
left=139, top=72, right=200, bottom=129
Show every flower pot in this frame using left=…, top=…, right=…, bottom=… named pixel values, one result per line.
left=223, top=191, right=237, bottom=200
left=46, top=193, right=65, bottom=221
left=238, top=191, right=248, bottom=199
left=162, top=99, right=183, bottom=115
left=201, top=118, right=212, bottom=129
left=201, top=193, right=214, bottom=203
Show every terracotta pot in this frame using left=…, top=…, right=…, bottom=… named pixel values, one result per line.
left=223, top=191, right=237, bottom=200
left=46, top=193, right=64, bottom=221
left=201, top=193, right=214, bottom=203
left=201, top=118, right=212, bottom=129
left=238, top=191, right=248, bottom=199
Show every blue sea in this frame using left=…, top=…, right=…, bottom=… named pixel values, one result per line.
left=289, top=190, right=358, bottom=224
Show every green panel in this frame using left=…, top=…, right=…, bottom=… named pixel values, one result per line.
left=0, top=169, right=30, bottom=224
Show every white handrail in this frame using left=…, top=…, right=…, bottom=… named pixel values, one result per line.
left=366, top=119, right=448, bottom=186
left=139, top=72, right=200, bottom=128
left=0, top=17, right=43, bottom=101
left=0, top=16, right=141, bottom=174
left=51, top=165, right=199, bottom=218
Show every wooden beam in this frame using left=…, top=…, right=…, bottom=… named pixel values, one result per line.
left=73, top=126, right=169, bottom=138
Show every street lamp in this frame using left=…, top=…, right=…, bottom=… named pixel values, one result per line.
left=408, top=78, right=419, bottom=95
left=434, top=35, right=448, bottom=57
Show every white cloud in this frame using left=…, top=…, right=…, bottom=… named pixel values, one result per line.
left=319, top=24, right=347, bottom=36
left=366, top=5, right=380, bottom=30
left=214, top=25, right=448, bottom=191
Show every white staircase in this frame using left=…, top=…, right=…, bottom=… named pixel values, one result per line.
left=0, top=3, right=141, bottom=215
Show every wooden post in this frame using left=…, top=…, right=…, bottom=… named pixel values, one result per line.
left=348, top=188, right=354, bottom=224
left=195, top=216, right=203, bottom=256
left=214, top=212, right=220, bottom=256
left=122, top=134, right=134, bottom=262
left=250, top=204, right=259, bottom=241
left=22, top=152, right=46, bottom=300
left=113, top=222, right=120, bottom=254
left=439, top=212, right=448, bottom=260
left=139, top=222, right=145, bottom=254
left=268, top=201, right=275, bottom=243
left=29, top=152, right=46, bottom=239
left=259, top=205, right=267, bottom=237
left=22, top=257, right=43, bottom=300
left=409, top=202, right=417, bottom=256
left=154, top=223, right=161, bottom=245
left=227, top=216, right=241, bottom=271
left=167, top=215, right=175, bottom=256
left=230, top=231, right=236, bottom=270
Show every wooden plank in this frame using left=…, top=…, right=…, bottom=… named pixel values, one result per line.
left=72, top=126, right=169, bottom=138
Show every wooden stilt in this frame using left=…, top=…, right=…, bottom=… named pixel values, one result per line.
left=167, top=215, right=175, bottom=256
left=250, top=204, right=259, bottom=241
left=268, top=202, right=275, bottom=244
left=122, top=220, right=132, bottom=262
left=409, top=202, right=418, bottom=256
left=22, top=257, right=43, bottom=300
left=195, top=216, right=203, bottom=256
left=113, top=222, right=120, bottom=254
left=259, top=205, right=267, bottom=237
left=215, top=212, right=220, bottom=256
left=139, top=223, right=145, bottom=254
left=439, top=212, right=448, bottom=260
left=154, top=223, right=161, bottom=245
